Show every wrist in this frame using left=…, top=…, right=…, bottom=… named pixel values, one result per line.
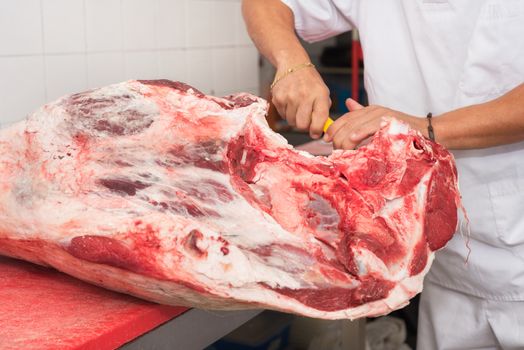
left=404, top=116, right=432, bottom=139
left=271, top=62, right=315, bottom=90
left=421, top=114, right=447, bottom=146
left=426, top=113, right=435, bottom=141
left=274, top=50, right=311, bottom=72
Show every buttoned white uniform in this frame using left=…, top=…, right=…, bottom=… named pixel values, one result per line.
left=280, top=0, right=524, bottom=348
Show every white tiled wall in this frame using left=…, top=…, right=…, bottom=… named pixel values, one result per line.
left=0, top=0, right=259, bottom=125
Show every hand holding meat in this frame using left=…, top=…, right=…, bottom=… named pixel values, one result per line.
left=324, top=98, right=427, bottom=150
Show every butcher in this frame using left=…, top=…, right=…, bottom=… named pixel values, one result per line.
left=242, top=0, right=524, bottom=348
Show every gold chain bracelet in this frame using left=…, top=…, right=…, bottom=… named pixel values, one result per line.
left=270, top=62, right=315, bottom=90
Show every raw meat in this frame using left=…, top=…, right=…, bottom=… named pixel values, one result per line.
left=0, top=80, right=460, bottom=319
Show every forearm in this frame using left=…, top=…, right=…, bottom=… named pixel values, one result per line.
left=242, top=0, right=332, bottom=138
left=433, top=83, right=524, bottom=149
left=242, top=0, right=310, bottom=70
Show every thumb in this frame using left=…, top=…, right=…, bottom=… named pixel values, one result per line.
left=345, top=98, right=364, bottom=111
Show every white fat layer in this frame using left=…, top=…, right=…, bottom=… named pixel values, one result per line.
left=240, top=150, right=248, bottom=165
left=383, top=118, right=409, bottom=136
left=0, top=81, right=307, bottom=292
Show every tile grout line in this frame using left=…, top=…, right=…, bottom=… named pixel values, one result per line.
left=184, top=0, right=190, bottom=83
left=210, top=0, right=216, bottom=95
left=0, top=44, right=256, bottom=58
left=82, top=0, right=89, bottom=89
left=153, top=0, right=160, bottom=78
left=120, top=0, right=125, bottom=79
left=179, top=0, right=189, bottom=82
left=39, top=0, right=48, bottom=103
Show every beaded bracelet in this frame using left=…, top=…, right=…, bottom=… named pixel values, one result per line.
left=427, top=112, right=435, bottom=141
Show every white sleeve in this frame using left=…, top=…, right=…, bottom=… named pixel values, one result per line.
left=280, top=0, right=355, bottom=43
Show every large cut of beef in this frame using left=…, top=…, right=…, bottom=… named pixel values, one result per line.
left=0, top=80, right=460, bottom=319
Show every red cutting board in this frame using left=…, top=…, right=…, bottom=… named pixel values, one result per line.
left=0, top=256, right=188, bottom=350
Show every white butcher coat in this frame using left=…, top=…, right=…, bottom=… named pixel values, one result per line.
left=279, top=0, right=524, bottom=348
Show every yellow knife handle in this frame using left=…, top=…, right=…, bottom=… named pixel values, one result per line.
left=323, top=117, right=334, bottom=133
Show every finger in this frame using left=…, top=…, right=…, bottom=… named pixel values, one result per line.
left=285, top=103, right=298, bottom=127
left=345, top=98, right=364, bottom=111
left=331, top=113, right=378, bottom=150
left=347, top=112, right=385, bottom=145
left=332, top=122, right=356, bottom=150
left=324, top=115, right=349, bottom=142
left=310, top=96, right=331, bottom=139
left=349, top=121, right=379, bottom=146
left=323, top=113, right=351, bottom=142
left=272, top=95, right=287, bottom=122
left=295, top=100, right=314, bottom=131
left=341, top=136, right=358, bottom=150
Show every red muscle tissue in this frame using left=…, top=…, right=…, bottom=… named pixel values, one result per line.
left=0, top=80, right=460, bottom=319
